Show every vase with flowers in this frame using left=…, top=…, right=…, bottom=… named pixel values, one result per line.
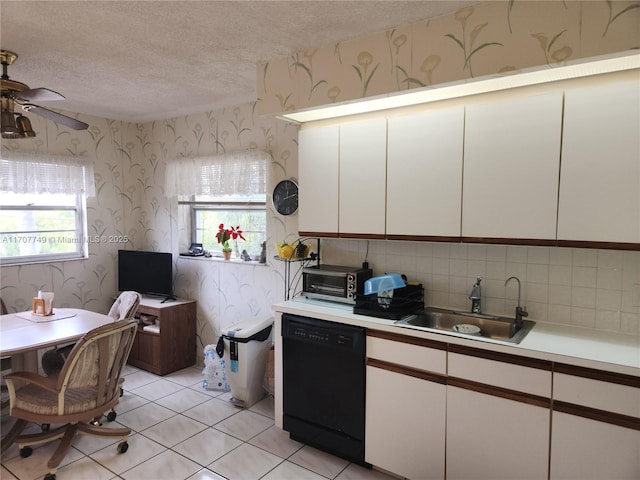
left=216, top=223, right=245, bottom=260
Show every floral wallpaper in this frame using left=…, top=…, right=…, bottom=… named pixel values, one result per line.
left=2, top=0, right=639, bottom=366
left=139, top=104, right=299, bottom=352
left=1, top=114, right=135, bottom=315
left=0, top=103, right=299, bottom=357
left=257, top=0, right=640, bottom=115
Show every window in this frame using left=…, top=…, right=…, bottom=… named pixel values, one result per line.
left=191, top=194, right=266, bottom=259
left=0, top=192, right=87, bottom=265
left=0, top=152, right=93, bottom=265
left=166, top=150, right=270, bottom=261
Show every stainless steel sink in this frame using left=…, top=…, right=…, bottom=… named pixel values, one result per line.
left=394, top=307, right=535, bottom=344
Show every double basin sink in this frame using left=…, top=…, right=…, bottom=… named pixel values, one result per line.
left=394, top=307, right=535, bottom=344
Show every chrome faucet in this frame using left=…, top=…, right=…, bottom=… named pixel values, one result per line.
left=504, top=276, right=529, bottom=326
left=469, top=276, right=482, bottom=314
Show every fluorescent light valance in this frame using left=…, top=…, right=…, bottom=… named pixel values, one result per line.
left=165, top=150, right=270, bottom=198
left=0, top=151, right=95, bottom=196
left=279, top=50, right=640, bottom=124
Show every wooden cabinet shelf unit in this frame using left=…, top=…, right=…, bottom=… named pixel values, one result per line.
left=127, top=296, right=196, bottom=375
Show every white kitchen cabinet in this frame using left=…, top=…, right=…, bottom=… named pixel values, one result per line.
left=298, top=124, right=339, bottom=235
left=446, top=348, right=552, bottom=480
left=462, top=92, right=563, bottom=240
left=553, top=371, right=640, bottom=417
left=447, top=386, right=551, bottom=480
left=366, top=332, right=447, bottom=374
left=365, top=332, right=447, bottom=479
left=550, top=412, right=640, bottom=479
left=339, top=117, right=387, bottom=237
left=557, top=78, right=640, bottom=244
left=366, top=364, right=446, bottom=480
left=386, top=107, right=464, bottom=238
left=549, top=365, right=640, bottom=479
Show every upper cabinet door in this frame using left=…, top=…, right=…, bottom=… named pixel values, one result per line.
left=462, top=92, right=563, bottom=240
left=558, top=79, right=640, bottom=244
left=339, top=118, right=387, bottom=237
left=387, top=107, right=464, bottom=238
left=298, top=125, right=339, bottom=235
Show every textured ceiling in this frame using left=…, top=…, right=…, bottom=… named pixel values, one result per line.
left=1, top=0, right=477, bottom=123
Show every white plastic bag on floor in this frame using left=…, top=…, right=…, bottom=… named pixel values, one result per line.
left=202, top=341, right=230, bottom=391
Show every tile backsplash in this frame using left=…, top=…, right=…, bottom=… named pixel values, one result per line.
left=320, top=240, right=640, bottom=335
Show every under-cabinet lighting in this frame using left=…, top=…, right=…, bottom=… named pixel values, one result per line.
left=278, top=50, right=640, bottom=124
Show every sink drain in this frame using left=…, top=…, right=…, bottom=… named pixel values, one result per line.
left=452, top=324, right=481, bottom=335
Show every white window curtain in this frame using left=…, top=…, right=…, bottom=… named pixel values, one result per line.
left=0, top=151, right=96, bottom=197
left=165, top=150, right=270, bottom=198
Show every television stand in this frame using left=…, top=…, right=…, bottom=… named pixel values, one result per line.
left=160, top=295, right=176, bottom=303
left=127, top=296, right=196, bottom=375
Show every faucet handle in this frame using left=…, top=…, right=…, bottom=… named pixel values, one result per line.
left=515, top=306, right=528, bottom=328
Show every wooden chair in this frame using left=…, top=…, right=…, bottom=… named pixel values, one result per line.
left=1, top=318, right=138, bottom=480
left=1, top=297, right=11, bottom=411
left=41, top=291, right=141, bottom=375
left=106, top=291, right=142, bottom=321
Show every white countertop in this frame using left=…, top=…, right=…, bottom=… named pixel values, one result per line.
left=138, top=295, right=195, bottom=308
left=273, top=298, right=640, bottom=376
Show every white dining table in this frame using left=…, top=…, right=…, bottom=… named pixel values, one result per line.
left=0, top=308, right=115, bottom=371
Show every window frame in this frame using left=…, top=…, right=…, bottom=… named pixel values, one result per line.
left=184, top=198, right=267, bottom=259
left=0, top=193, right=88, bottom=266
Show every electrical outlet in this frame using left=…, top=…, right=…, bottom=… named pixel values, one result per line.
left=632, top=284, right=640, bottom=307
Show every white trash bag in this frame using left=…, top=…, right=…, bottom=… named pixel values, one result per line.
left=202, top=338, right=230, bottom=391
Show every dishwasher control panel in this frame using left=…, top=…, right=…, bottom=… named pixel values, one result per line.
left=290, top=325, right=330, bottom=343
left=283, top=314, right=363, bottom=352
left=288, top=323, right=354, bottom=348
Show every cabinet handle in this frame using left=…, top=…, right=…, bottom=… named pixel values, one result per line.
left=448, top=376, right=550, bottom=408
left=553, top=401, right=640, bottom=430
left=367, top=358, right=446, bottom=385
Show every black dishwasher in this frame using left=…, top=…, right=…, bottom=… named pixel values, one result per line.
left=282, top=313, right=369, bottom=466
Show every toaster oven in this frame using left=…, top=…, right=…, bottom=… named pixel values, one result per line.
left=302, top=264, right=373, bottom=304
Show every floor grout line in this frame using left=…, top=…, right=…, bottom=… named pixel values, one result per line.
left=2, top=365, right=392, bottom=480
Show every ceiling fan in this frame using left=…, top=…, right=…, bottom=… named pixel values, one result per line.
left=1, top=50, right=89, bottom=139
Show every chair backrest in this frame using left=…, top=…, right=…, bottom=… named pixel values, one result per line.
left=108, top=291, right=141, bottom=321
left=55, top=318, right=138, bottom=415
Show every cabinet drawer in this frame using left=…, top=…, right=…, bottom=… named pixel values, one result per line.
left=137, top=304, right=161, bottom=317
left=448, top=348, right=552, bottom=397
left=554, top=370, right=640, bottom=419
left=367, top=331, right=446, bottom=375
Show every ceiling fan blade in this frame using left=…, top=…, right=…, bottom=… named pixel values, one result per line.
left=22, top=104, right=89, bottom=130
left=16, top=87, right=65, bottom=102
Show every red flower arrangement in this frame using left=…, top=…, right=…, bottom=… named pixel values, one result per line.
left=216, top=224, right=245, bottom=253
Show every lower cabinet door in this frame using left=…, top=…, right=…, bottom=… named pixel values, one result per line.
left=136, top=331, right=161, bottom=370
left=446, top=386, right=550, bottom=480
left=550, top=411, right=640, bottom=480
left=365, top=363, right=446, bottom=480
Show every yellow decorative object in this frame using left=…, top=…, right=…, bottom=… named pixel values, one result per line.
left=276, top=242, right=310, bottom=260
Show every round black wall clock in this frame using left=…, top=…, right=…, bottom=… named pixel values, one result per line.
left=272, top=179, right=299, bottom=216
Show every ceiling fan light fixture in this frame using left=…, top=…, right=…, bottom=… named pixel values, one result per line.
left=15, top=114, right=35, bottom=137
left=1, top=50, right=86, bottom=132
left=1, top=107, right=19, bottom=137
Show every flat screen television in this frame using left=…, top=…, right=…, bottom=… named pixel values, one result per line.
left=118, top=250, right=174, bottom=300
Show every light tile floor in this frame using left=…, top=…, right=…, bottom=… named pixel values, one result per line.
left=1, top=365, right=397, bottom=480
